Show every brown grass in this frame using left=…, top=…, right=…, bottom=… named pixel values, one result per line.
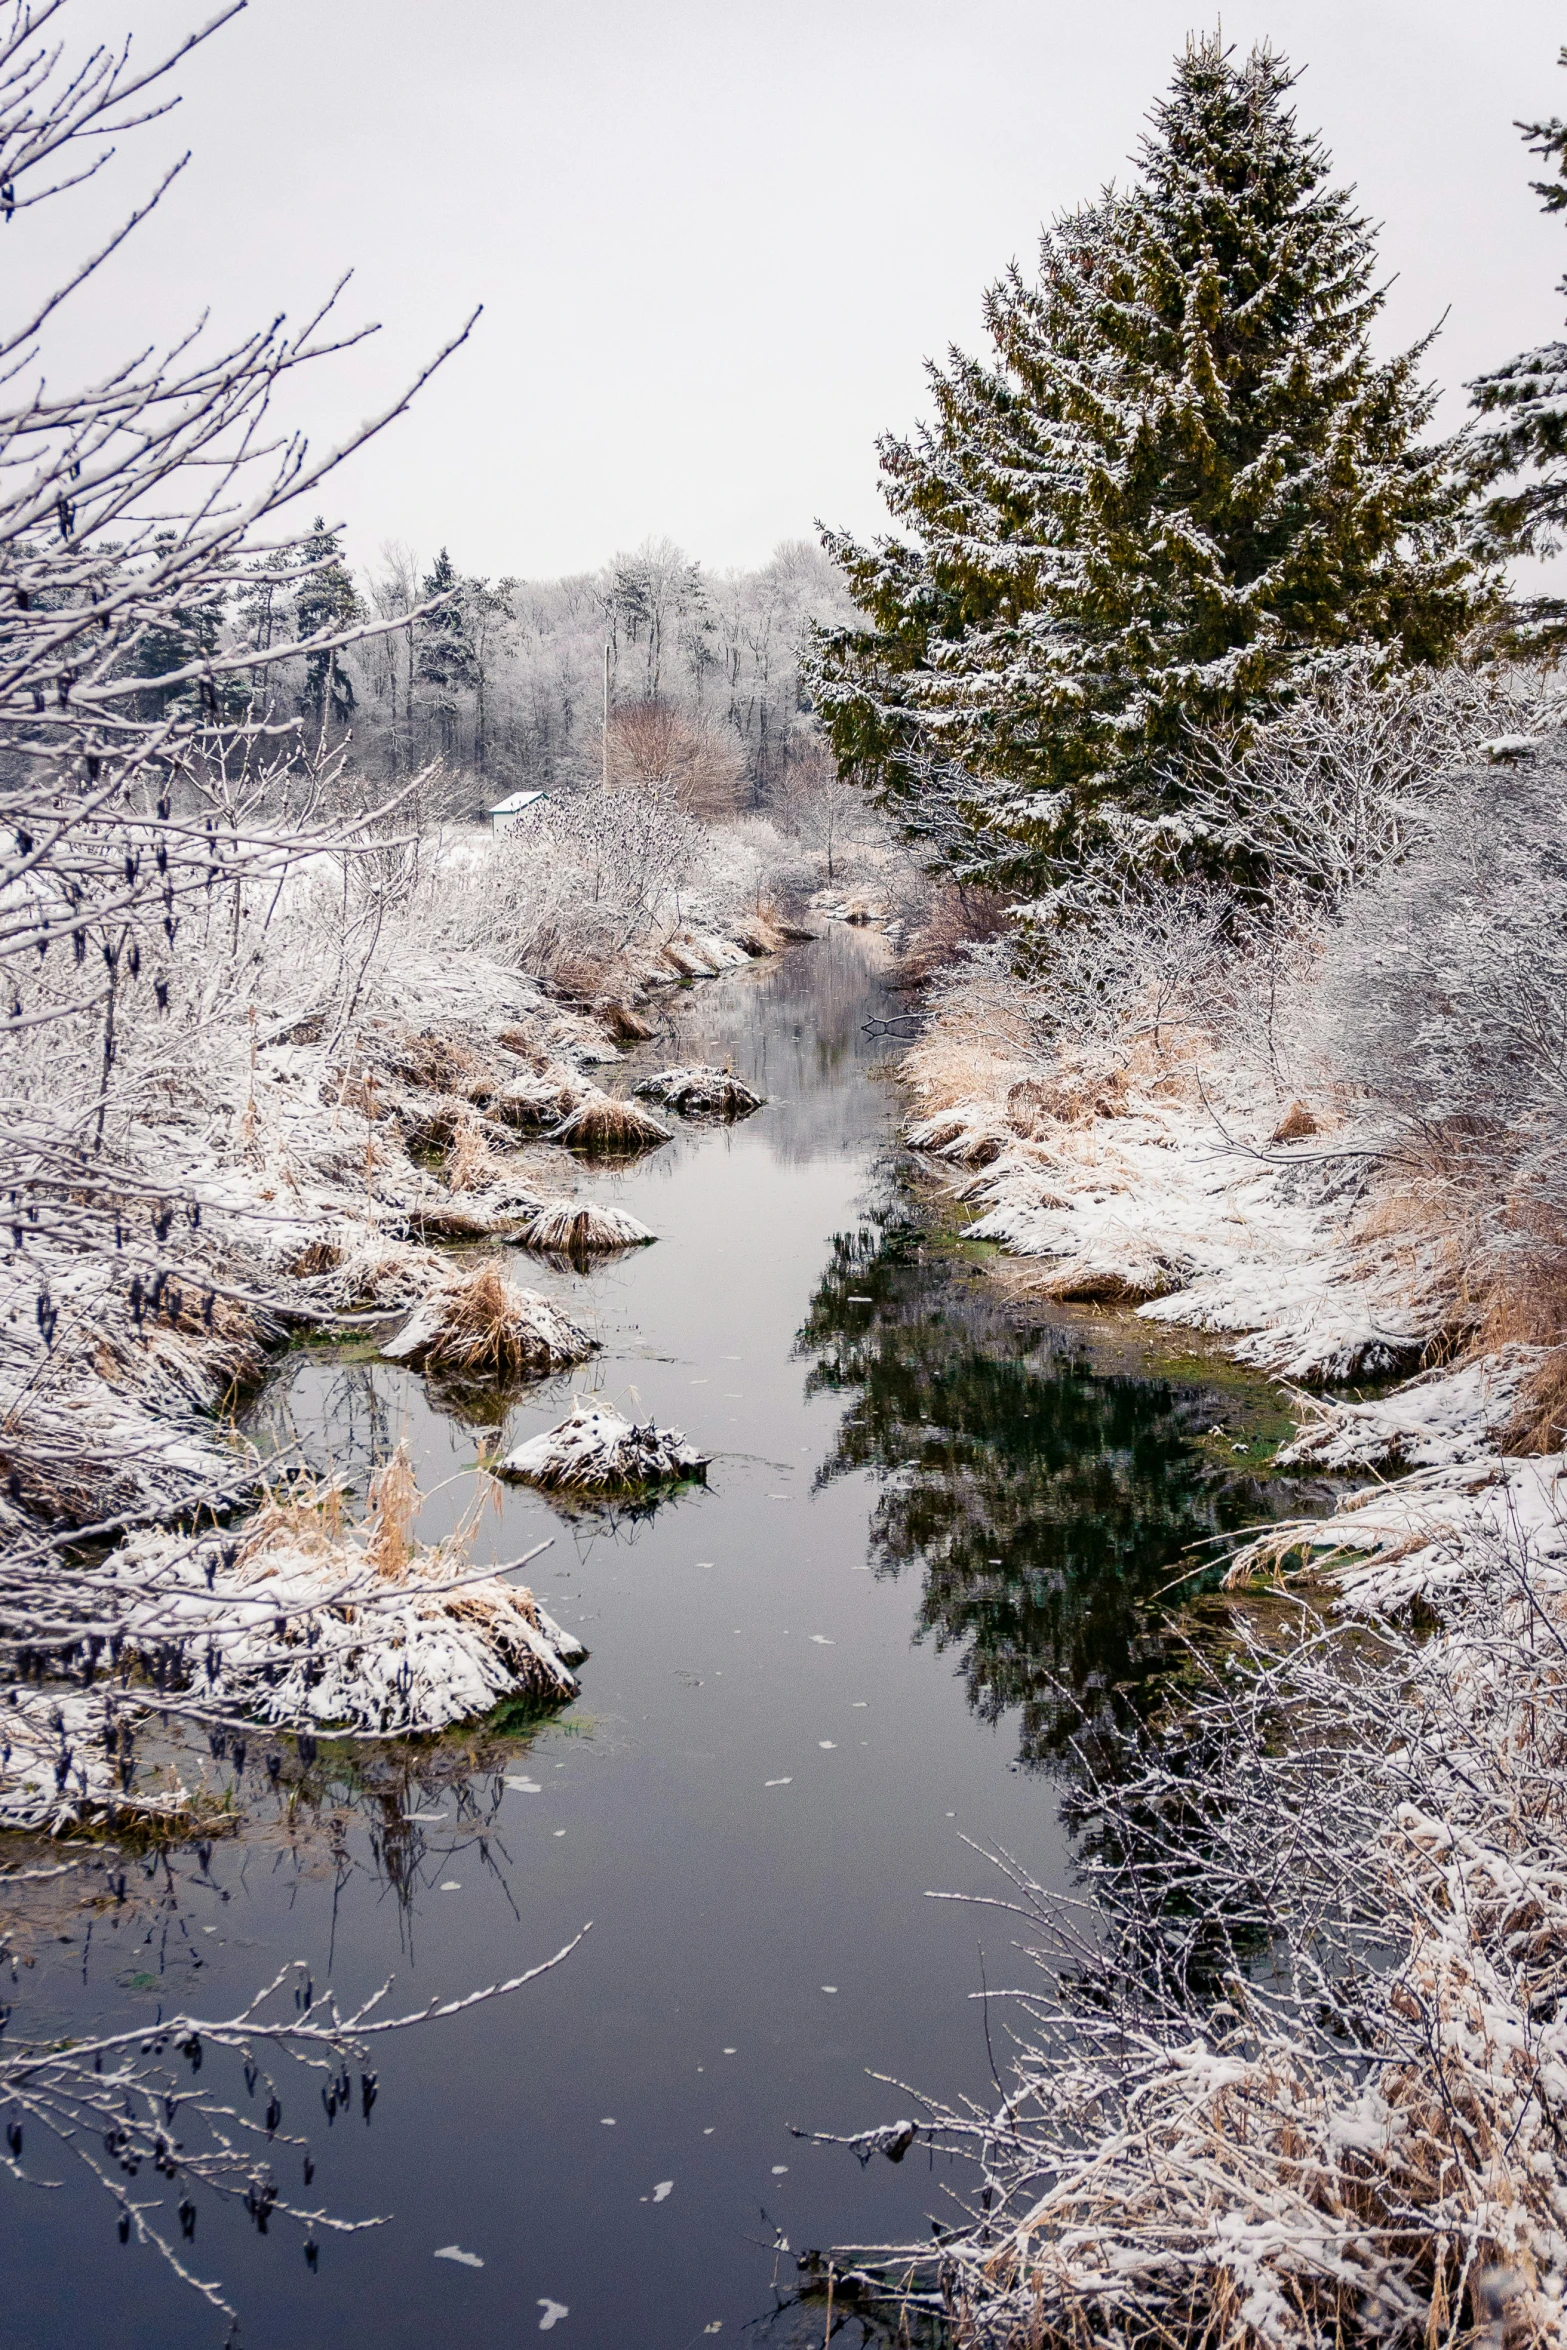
left=520, top=1201, right=654, bottom=1255
left=1476, top=1226, right=1567, bottom=1451
left=496, top=1027, right=550, bottom=1067
left=551, top=1092, right=671, bottom=1155
left=365, top=1441, right=421, bottom=1577
left=596, top=1001, right=654, bottom=1041
left=444, top=1116, right=504, bottom=1193
left=416, top=1263, right=596, bottom=1383
left=738, top=908, right=788, bottom=956
left=286, top=1238, right=344, bottom=1277
left=392, top=1029, right=495, bottom=1098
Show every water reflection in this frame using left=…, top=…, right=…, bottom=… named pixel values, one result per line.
left=798, top=1201, right=1290, bottom=1759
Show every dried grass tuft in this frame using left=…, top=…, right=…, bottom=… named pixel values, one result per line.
left=596, top=1000, right=654, bottom=1042
left=385, top=1262, right=597, bottom=1385
left=391, top=1029, right=495, bottom=1099
left=1271, top=1098, right=1320, bottom=1141
left=550, top=1091, right=671, bottom=1155
left=365, top=1440, right=420, bottom=1578
left=496, top=1026, right=550, bottom=1066
left=444, top=1115, right=504, bottom=1192
left=519, top=1201, right=656, bottom=1255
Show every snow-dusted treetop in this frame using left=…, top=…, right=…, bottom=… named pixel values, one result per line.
left=809, top=36, right=1488, bottom=891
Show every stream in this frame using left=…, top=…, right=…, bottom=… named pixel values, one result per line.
left=2, top=925, right=1298, bottom=2350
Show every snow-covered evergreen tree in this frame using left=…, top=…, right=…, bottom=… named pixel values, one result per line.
left=1469, top=49, right=1567, bottom=563
left=809, top=38, right=1484, bottom=889
left=294, top=519, right=363, bottom=727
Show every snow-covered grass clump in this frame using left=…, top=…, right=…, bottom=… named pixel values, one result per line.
left=550, top=1091, right=671, bottom=1155
left=633, top=1065, right=763, bottom=1119
left=381, top=1262, right=597, bottom=1384
left=517, top=1201, right=656, bottom=1256
left=101, top=1447, right=586, bottom=1736
left=498, top=1403, right=708, bottom=1496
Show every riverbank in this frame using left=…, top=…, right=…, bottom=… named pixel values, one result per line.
left=870, top=833, right=1567, bottom=2342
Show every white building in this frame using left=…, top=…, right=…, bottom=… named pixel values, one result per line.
left=485, top=788, right=549, bottom=838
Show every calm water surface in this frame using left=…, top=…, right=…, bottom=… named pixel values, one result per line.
left=3, top=927, right=1288, bottom=2349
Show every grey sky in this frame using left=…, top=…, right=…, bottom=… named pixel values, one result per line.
left=28, top=0, right=1567, bottom=583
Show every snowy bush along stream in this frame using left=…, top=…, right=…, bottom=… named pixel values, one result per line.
left=0, top=926, right=1312, bottom=2349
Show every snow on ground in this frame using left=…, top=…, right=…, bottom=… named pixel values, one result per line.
left=917, top=1079, right=1435, bottom=1382
left=1278, top=1347, right=1543, bottom=1471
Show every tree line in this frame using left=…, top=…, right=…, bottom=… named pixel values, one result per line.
left=136, top=526, right=857, bottom=817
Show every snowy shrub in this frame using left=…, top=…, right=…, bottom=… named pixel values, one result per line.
left=1175, top=655, right=1558, bottom=905
left=820, top=1499, right=1567, bottom=2350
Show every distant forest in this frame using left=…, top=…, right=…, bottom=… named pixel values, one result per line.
left=214, top=530, right=858, bottom=817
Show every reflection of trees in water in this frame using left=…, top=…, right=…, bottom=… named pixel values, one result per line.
left=242, top=1359, right=398, bottom=1500
left=642, top=925, right=900, bottom=1168
left=798, top=1209, right=1284, bottom=1760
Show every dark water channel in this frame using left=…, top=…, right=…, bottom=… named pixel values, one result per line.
left=4, top=927, right=1295, bottom=2350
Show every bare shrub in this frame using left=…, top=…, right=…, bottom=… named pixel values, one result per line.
left=816, top=1511, right=1567, bottom=2350
left=896, top=881, right=1011, bottom=985
left=1174, top=653, right=1551, bottom=902
left=607, top=700, right=743, bottom=818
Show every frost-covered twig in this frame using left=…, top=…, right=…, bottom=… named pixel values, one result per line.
left=0, top=1932, right=586, bottom=2318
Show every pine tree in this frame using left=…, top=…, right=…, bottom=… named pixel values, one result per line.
left=1469, top=50, right=1567, bottom=561
left=415, top=546, right=478, bottom=759
left=809, top=38, right=1484, bottom=890
left=294, top=520, right=362, bottom=728
left=133, top=533, right=247, bottom=724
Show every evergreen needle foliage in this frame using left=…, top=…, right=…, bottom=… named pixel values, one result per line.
left=1469, top=49, right=1567, bottom=574
left=809, top=37, right=1487, bottom=891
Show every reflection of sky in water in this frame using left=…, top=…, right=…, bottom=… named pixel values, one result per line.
left=5, top=927, right=1296, bottom=2350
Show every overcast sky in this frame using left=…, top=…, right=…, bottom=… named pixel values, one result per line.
left=26, top=0, right=1567, bottom=585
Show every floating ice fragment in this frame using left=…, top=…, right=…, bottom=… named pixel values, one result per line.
left=601, top=2117, right=616, bottom=2125
left=553, top=1829, right=566, bottom=1837
left=403, top=1810, right=448, bottom=1823
left=821, top=1985, right=838, bottom=1994
left=434, top=2245, right=484, bottom=2268
left=809, top=1635, right=834, bottom=1645
left=506, top=1777, right=542, bottom=1793
left=652, top=2180, right=673, bottom=2203
left=771, top=2164, right=789, bottom=2175
left=723, top=2047, right=736, bottom=2054
left=764, top=1778, right=791, bottom=1787
left=818, top=1740, right=836, bottom=1749
left=537, top=2300, right=569, bottom=2331
left=439, top=1880, right=462, bottom=1891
